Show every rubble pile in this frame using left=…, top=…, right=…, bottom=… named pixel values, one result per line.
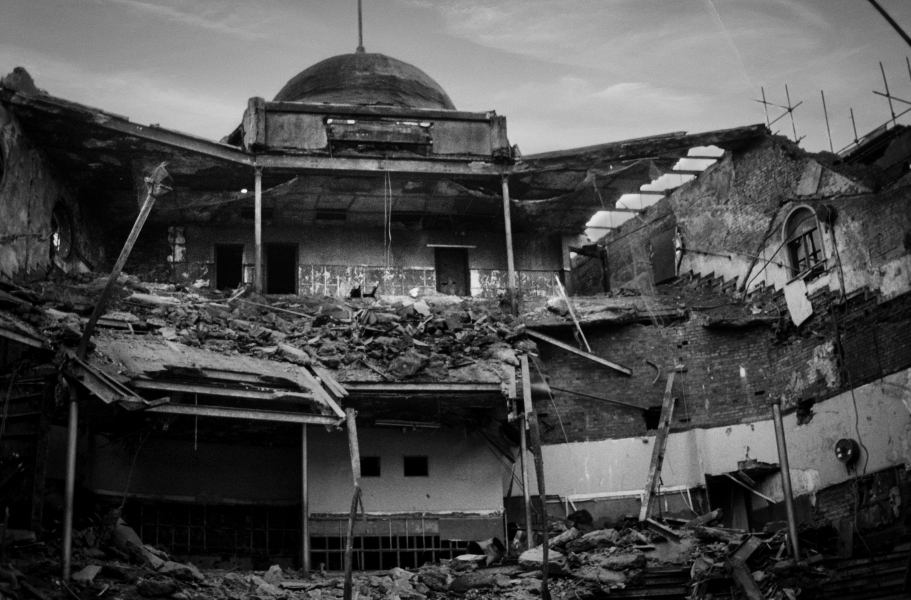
left=0, top=508, right=866, bottom=600
left=1, top=274, right=536, bottom=382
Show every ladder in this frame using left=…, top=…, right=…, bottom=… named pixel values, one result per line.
left=639, top=372, right=676, bottom=522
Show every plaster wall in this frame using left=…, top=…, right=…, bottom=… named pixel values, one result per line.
left=82, top=427, right=504, bottom=515
left=173, top=223, right=561, bottom=296
left=183, top=225, right=559, bottom=272
left=511, top=368, right=911, bottom=503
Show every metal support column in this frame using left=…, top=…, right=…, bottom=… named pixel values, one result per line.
left=771, top=398, right=801, bottom=559
left=301, top=423, right=310, bottom=575
left=61, top=387, right=79, bottom=580
left=501, top=175, right=517, bottom=315
left=519, top=417, right=534, bottom=549
left=254, top=166, right=263, bottom=293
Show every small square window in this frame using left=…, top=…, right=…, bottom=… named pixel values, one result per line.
left=361, top=456, right=381, bottom=477
left=403, top=456, right=428, bottom=477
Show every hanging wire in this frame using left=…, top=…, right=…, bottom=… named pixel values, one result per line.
left=383, top=170, right=393, bottom=270
left=194, top=392, right=198, bottom=451
left=531, top=356, right=569, bottom=444
left=119, top=430, right=151, bottom=513
left=0, top=364, right=23, bottom=446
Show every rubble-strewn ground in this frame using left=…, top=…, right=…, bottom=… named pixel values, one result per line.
left=2, top=507, right=888, bottom=600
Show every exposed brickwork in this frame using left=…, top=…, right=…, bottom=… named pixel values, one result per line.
left=573, top=136, right=811, bottom=294
left=813, top=466, right=911, bottom=550
left=535, top=281, right=911, bottom=444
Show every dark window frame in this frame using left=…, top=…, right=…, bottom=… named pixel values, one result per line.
left=403, top=456, right=429, bottom=477
left=361, top=456, right=381, bottom=477
left=214, top=243, right=245, bottom=291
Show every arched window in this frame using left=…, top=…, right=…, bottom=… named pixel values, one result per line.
left=783, top=206, right=823, bottom=276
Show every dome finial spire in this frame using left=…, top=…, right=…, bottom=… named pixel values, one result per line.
left=356, top=0, right=365, bottom=54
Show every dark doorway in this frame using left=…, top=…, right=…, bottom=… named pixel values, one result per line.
left=215, top=244, right=244, bottom=291
left=266, top=244, right=298, bottom=294
left=435, top=248, right=470, bottom=296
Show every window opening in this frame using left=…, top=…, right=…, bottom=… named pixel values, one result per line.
left=403, top=456, right=428, bottom=477
left=434, top=248, right=469, bottom=296
left=50, top=204, right=72, bottom=259
left=265, top=243, right=298, bottom=295
left=784, top=207, right=824, bottom=276
left=167, top=226, right=186, bottom=264
left=215, top=244, right=244, bottom=291
left=361, top=456, right=381, bottom=477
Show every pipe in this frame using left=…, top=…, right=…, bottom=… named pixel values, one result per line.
left=519, top=416, right=534, bottom=549
left=61, top=387, right=79, bottom=580
left=501, top=175, right=517, bottom=315
left=301, top=424, right=310, bottom=575
left=254, top=167, right=263, bottom=293
left=771, top=398, right=801, bottom=559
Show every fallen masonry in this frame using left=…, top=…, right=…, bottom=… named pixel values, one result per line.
left=2, top=505, right=909, bottom=600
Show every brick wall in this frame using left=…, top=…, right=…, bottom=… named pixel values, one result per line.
left=534, top=283, right=911, bottom=444
left=572, top=136, right=811, bottom=295
left=813, top=465, right=911, bottom=551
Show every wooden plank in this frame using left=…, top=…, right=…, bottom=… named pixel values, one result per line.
left=522, top=354, right=551, bottom=600
left=725, top=558, right=764, bottom=600
left=643, top=518, right=681, bottom=543
left=341, top=382, right=501, bottom=394
left=312, top=365, right=349, bottom=397
left=730, top=535, right=764, bottom=563
left=520, top=355, right=533, bottom=416
left=554, top=275, right=591, bottom=352
left=132, top=379, right=315, bottom=401
left=0, top=327, right=47, bottom=349
left=291, top=366, right=345, bottom=419
left=526, top=329, right=632, bottom=376
left=723, top=472, right=778, bottom=504
left=76, top=163, right=169, bottom=359
left=145, top=404, right=340, bottom=425
left=639, top=372, right=676, bottom=522
left=343, top=408, right=361, bottom=600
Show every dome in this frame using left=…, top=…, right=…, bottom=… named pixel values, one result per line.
left=273, top=52, right=456, bottom=110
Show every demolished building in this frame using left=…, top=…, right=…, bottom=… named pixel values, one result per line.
left=1, top=42, right=911, bottom=598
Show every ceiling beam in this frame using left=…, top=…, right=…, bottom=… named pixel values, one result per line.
left=145, top=404, right=341, bottom=425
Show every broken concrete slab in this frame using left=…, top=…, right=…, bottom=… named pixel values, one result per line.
left=565, top=528, right=620, bottom=553
left=518, top=546, right=568, bottom=575
left=71, top=565, right=102, bottom=584
left=158, top=561, right=203, bottom=582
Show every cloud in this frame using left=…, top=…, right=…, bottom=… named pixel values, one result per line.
left=96, top=0, right=282, bottom=41
left=487, top=76, right=717, bottom=153
left=0, top=43, right=241, bottom=139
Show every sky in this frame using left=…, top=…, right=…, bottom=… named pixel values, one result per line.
left=2, top=0, right=911, bottom=157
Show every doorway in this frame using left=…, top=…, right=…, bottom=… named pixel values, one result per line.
left=215, top=244, right=244, bottom=291
left=434, top=248, right=470, bottom=296
left=266, top=243, right=298, bottom=295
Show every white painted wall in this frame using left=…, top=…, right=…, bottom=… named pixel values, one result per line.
left=510, top=368, right=911, bottom=503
